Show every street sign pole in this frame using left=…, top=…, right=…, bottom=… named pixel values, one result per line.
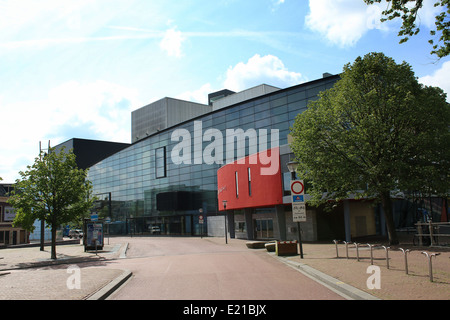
left=198, top=210, right=204, bottom=239
left=297, top=222, right=304, bottom=259
left=290, top=179, right=305, bottom=259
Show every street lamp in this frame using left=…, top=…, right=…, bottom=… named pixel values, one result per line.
left=286, top=160, right=304, bottom=259
left=287, top=161, right=298, bottom=180
left=222, top=200, right=228, bottom=244
left=199, top=208, right=203, bottom=239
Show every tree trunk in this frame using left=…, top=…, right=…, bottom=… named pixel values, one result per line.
left=381, top=191, right=399, bottom=245
left=51, top=224, right=57, bottom=260
left=40, top=219, right=45, bottom=251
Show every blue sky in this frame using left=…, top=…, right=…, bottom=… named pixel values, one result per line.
left=1, top=0, right=449, bottom=182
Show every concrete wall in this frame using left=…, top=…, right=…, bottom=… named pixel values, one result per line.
left=207, top=215, right=229, bottom=238
left=132, top=97, right=211, bottom=142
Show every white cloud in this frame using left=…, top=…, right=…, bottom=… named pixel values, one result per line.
left=305, top=0, right=444, bottom=48
left=47, top=80, right=140, bottom=141
left=159, top=26, right=186, bottom=57
left=177, top=54, right=305, bottom=104
left=0, top=80, right=141, bottom=182
left=176, top=83, right=213, bottom=105
left=224, top=54, right=305, bottom=92
left=305, top=0, right=387, bottom=47
left=407, top=0, right=444, bottom=30
left=419, top=61, right=450, bottom=102
left=271, top=0, right=285, bottom=11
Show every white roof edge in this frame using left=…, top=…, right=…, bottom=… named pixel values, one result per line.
left=212, top=84, right=281, bottom=110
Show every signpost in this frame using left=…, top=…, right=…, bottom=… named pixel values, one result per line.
left=199, top=214, right=204, bottom=239
left=291, top=180, right=306, bottom=223
left=105, top=217, right=111, bottom=245
left=290, top=180, right=305, bottom=258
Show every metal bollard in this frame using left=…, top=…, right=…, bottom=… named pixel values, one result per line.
left=382, top=246, right=390, bottom=269
left=354, top=243, right=360, bottom=261
left=421, top=252, right=441, bottom=282
left=367, top=243, right=375, bottom=265
left=333, top=240, right=339, bottom=258
left=399, top=248, right=410, bottom=274
left=343, top=241, right=350, bottom=259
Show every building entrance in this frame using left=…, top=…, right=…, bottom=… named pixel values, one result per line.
left=254, top=219, right=274, bottom=239
left=125, top=214, right=203, bottom=236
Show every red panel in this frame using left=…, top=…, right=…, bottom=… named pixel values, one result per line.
left=217, top=147, right=282, bottom=211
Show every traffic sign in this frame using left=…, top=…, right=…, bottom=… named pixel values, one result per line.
left=290, top=180, right=304, bottom=195
left=292, top=204, right=306, bottom=222
left=90, top=213, right=98, bottom=221
left=290, top=180, right=306, bottom=222
left=199, top=215, right=204, bottom=224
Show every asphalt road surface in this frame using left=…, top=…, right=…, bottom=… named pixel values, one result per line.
left=104, top=237, right=344, bottom=300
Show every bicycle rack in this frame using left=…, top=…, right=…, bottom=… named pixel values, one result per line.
left=421, top=252, right=441, bottom=282
left=343, top=241, right=350, bottom=259
left=367, top=243, right=375, bottom=265
left=399, top=248, right=411, bottom=274
left=333, top=240, right=339, bottom=258
left=382, top=246, right=390, bottom=269
left=354, top=243, right=360, bottom=261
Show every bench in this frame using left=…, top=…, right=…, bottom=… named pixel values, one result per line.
left=246, top=241, right=268, bottom=249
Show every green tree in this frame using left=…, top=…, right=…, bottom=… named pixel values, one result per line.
left=290, top=52, right=450, bottom=245
left=364, top=0, right=450, bottom=58
left=8, top=147, right=94, bottom=259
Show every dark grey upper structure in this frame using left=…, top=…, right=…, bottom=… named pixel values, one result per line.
left=54, top=138, right=129, bottom=170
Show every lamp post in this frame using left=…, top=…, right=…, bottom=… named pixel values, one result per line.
left=287, top=161, right=304, bottom=259
left=222, top=200, right=228, bottom=244
left=199, top=208, right=203, bottom=239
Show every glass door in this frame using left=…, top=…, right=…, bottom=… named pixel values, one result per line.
left=255, top=219, right=274, bottom=239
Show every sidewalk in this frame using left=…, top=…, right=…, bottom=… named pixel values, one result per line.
left=279, top=240, right=450, bottom=300
left=0, top=239, right=131, bottom=300
left=199, top=235, right=450, bottom=300
left=0, top=236, right=448, bottom=300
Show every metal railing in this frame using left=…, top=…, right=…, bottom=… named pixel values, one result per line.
left=414, top=221, right=450, bottom=246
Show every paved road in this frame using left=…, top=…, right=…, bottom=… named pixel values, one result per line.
left=105, top=237, right=345, bottom=300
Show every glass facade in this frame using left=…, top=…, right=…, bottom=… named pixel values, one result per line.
left=88, top=76, right=339, bottom=235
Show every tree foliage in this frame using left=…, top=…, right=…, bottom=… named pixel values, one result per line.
left=8, top=147, right=94, bottom=259
left=365, top=0, right=450, bottom=58
left=290, top=52, right=450, bottom=245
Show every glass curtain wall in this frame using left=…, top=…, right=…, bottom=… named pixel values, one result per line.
left=88, top=77, right=339, bottom=235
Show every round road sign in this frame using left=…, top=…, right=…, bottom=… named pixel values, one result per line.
left=291, top=180, right=304, bottom=195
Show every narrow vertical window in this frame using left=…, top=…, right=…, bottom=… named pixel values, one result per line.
left=235, top=171, right=239, bottom=198
left=155, top=147, right=166, bottom=178
left=247, top=167, right=252, bottom=196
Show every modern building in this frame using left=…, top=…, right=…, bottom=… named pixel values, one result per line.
left=59, top=73, right=446, bottom=242
left=86, top=73, right=359, bottom=239
left=0, top=183, right=29, bottom=245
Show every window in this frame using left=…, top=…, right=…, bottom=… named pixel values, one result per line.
left=247, top=167, right=252, bottom=196
left=155, top=147, right=166, bottom=178
left=235, top=171, right=239, bottom=198
left=235, top=222, right=246, bottom=233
